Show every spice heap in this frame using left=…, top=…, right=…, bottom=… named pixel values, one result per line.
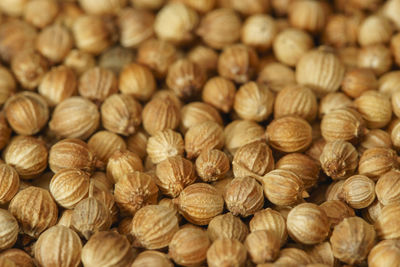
left=1, top=0, right=400, bottom=266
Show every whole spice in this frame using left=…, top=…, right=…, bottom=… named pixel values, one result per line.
left=137, top=39, right=176, bottom=78
left=49, top=138, right=101, bottom=173
left=230, top=0, right=270, bottom=15
left=375, top=204, right=400, bottom=239
left=49, top=96, right=100, bottom=140
left=257, top=62, right=296, bottom=92
left=262, top=169, right=306, bottom=206
left=276, top=153, right=319, bottom=189
left=319, top=140, right=358, bottom=180
left=320, top=107, right=366, bottom=143
left=224, top=177, right=264, bottom=217
left=114, top=171, right=158, bottom=215
left=266, top=116, right=312, bottom=153
left=0, top=66, right=16, bottom=106
left=188, top=45, right=219, bottom=74
left=120, top=63, right=156, bottom=102
left=318, top=92, right=353, bottom=118
left=0, top=209, right=18, bottom=251
left=98, top=46, right=134, bottom=74
left=202, top=76, right=236, bottom=113
left=78, top=0, right=127, bottom=15
left=250, top=208, right=287, bottom=247
left=241, top=14, right=277, bottom=51
left=288, top=0, right=327, bottom=33
left=166, top=59, right=207, bottom=100
left=234, top=82, right=274, bottom=122
left=130, top=204, right=179, bottom=249
left=224, top=119, right=265, bottom=155
left=196, top=8, right=242, bottom=49
left=0, top=164, right=19, bottom=205
left=323, top=14, right=360, bottom=48
left=11, top=50, right=49, bottom=90
left=64, top=49, right=96, bottom=75
left=330, top=217, right=376, bottom=265
left=36, top=24, right=73, bottom=63
left=131, top=251, right=173, bottom=267
left=146, top=129, right=184, bottom=164
left=376, top=170, right=400, bottom=205
left=354, top=90, right=392, bottom=129
left=4, top=136, right=48, bottom=179
left=117, top=8, right=154, bottom=48
left=126, top=130, right=148, bottom=160
left=341, top=68, right=378, bottom=98
left=358, top=15, right=393, bottom=46
left=287, top=203, right=330, bottom=245
left=273, top=247, right=312, bottom=267
left=273, top=28, right=313, bottom=66
left=173, top=183, right=224, bottom=225
left=49, top=169, right=90, bottom=209
left=154, top=3, right=198, bottom=44
left=72, top=15, right=116, bottom=55
left=71, top=197, right=111, bottom=240
left=155, top=155, right=196, bottom=197
left=100, top=94, right=142, bottom=136
left=359, top=129, right=392, bottom=153
left=0, top=0, right=29, bottom=16
left=206, top=238, right=247, bottom=267
left=274, top=84, right=317, bottom=122
left=196, top=149, right=230, bottom=182
left=358, top=44, right=392, bottom=76
left=78, top=67, right=118, bottom=103
left=358, top=147, right=398, bottom=179
left=180, top=102, right=223, bottom=133
left=168, top=227, right=210, bottom=266
left=87, top=130, right=127, bottom=163
left=0, top=20, right=37, bottom=63
left=245, top=230, right=280, bottom=264
left=306, top=242, right=337, bottom=267
left=0, top=114, right=11, bottom=151
left=142, top=97, right=180, bottom=135
left=23, top=0, right=59, bottom=29
left=207, top=212, right=249, bottom=242
left=296, top=47, right=345, bottom=97
left=368, top=240, right=400, bottom=267
left=339, top=175, right=376, bottom=209
left=34, top=226, right=82, bottom=267
left=4, top=92, right=49, bottom=136
left=185, top=121, right=224, bottom=159
left=9, top=186, right=58, bottom=238
left=106, top=150, right=143, bottom=183
left=81, top=231, right=136, bottom=267
left=38, top=66, right=77, bottom=106
left=319, top=200, right=355, bottom=227
left=0, top=249, right=35, bottom=267
left=218, top=44, right=259, bottom=84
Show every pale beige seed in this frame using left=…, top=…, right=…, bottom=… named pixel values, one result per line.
left=34, top=226, right=82, bottom=267
left=9, top=186, right=58, bottom=238
left=114, top=171, right=158, bottom=216
left=49, top=169, right=90, bottom=209
left=185, top=121, right=224, bottom=159
left=71, top=197, right=111, bottom=240
left=81, top=231, right=136, bottom=267
left=174, top=183, right=224, bottom=225
left=0, top=209, right=18, bottom=251
left=207, top=212, right=249, bottom=243
left=131, top=205, right=179, bottom=249
left=0, top=164, right=19, bottom=205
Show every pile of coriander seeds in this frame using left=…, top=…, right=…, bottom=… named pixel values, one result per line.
left=1, top=0, right=400, bottom=266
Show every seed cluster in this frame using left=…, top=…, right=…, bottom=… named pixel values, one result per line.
left=1, top=0, right=400, bottom=266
